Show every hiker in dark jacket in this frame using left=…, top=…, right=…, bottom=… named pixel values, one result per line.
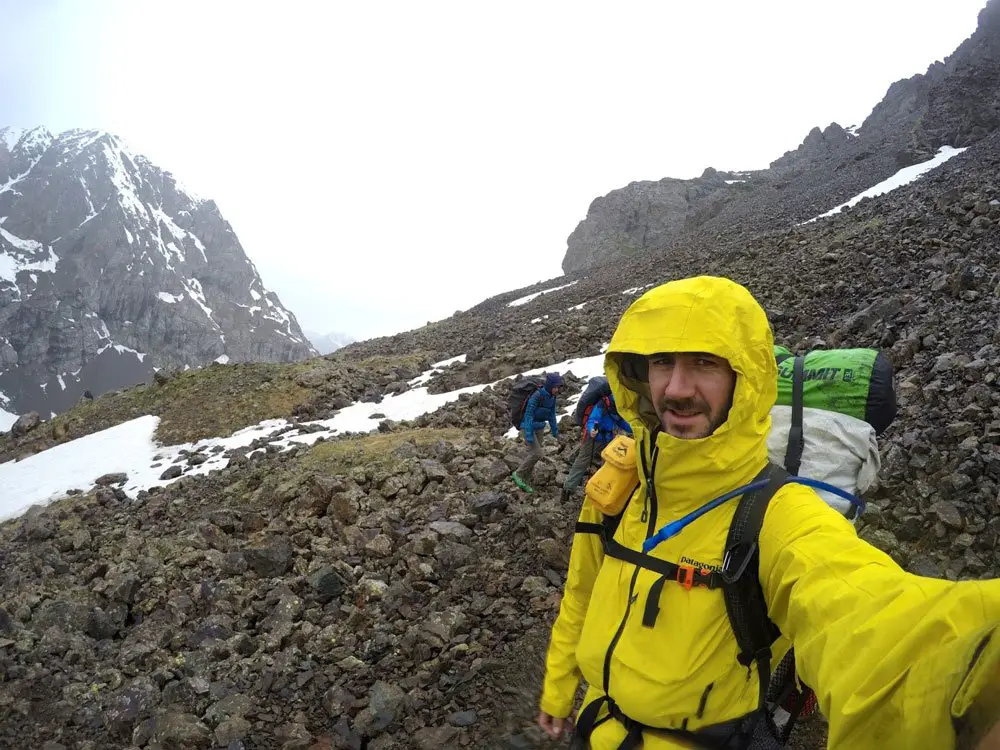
left=561, top=393, right=632, bottom=502
left=512, top=372, right=564, bottom=492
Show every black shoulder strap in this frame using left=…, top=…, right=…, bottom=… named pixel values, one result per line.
left=783, top=356, right=805, bottom=476
left=721, top=462, right=789, bottom=717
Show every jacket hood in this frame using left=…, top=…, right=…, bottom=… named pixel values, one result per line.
left=605, top=276, right=777, bottom=506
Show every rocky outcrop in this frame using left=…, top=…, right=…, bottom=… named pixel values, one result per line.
left=561, top=0, right=1000, bottom=273
left=0, top=127, right=315, bottom=417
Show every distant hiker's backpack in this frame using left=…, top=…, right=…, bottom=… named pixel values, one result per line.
left=574, top=376, right=612, bottom=426
left=508, top=376, right=544, bottom=428
left=573, top=346, right=899, bottom=748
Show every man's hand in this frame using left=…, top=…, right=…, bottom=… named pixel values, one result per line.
left=977, top=720, right=1000, bottom=749
left=537, top=710, right=574, bottom=740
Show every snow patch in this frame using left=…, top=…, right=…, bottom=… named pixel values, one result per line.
left=184, top=278, right=217, bottom=325
left=158, top=292, right=184, bottom=304
left=250, top=288, right=261, bottom=301
left=806, top=146, right=969, bottom=223
left=408, top=354, right=468, bottom=387
left=102, top=141, right=148, bottom=219
left=0, top=408, right=16, bottom=433
left=214, top=354, right=230, bottom=364
left=0, top=231, right=59, bottom=284
left=98, top=343, right=148, bottom=362
left=567, top=302, right=588, bottom=311
left=508, top=280, right=579, bottom=307
left=0, top=345, right=616, bottom=516
left=0, top=127, right=24, bottom=152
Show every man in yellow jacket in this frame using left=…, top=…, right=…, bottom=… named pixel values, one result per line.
left=537, top=276, right=1000, bottom=749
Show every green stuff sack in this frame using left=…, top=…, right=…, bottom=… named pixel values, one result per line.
left=774, top=346, right=897, bottom=435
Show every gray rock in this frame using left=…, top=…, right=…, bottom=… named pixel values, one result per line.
left=470, top=491, right=508, bottom=515
left=428, top=521, right=472, bottom=539
left=243, top=538, right=293, bottom=577
left=94, top=472, right=128, bottom=486
left=159, top=465, right=183, bottom=480
left=308, top=566, right=348, bottom=602
left=150, top=711, right=212, bottom=749
left=367, top=681, right=407, bottom=731
left=10, top=411, right=41, bottom=436
left=448, top=710, right=478, bottom=727
left=214, top=717, right=251, bottom=746
left=412, top=726, right=459, bottom=750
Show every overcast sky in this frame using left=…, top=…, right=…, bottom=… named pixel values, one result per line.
left=0, top=1, right=986, bottom=341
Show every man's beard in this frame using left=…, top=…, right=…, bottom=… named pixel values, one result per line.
left=655, top=396, right=726, bottom=439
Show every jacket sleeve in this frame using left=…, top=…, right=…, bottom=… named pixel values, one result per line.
left=520, top=390, right=541, bottom=438
left=539, top=500, right=606, bottom=718
left=760, top=484, right=1000, bottom=749
left=586, top=401, right=606, bottom=435
left=612, top=413, right=632, bottom=435
left=548, top=393, right=559, bottom=434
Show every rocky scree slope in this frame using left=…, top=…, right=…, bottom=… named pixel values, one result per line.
left=0, top=126, right=314, bottom=419
left=6, top=101, right=1000, bottom=750
left=561, top=0, right=1000, bottom=274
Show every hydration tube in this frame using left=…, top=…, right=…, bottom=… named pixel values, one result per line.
left=641, top=477, right=865, bottom=554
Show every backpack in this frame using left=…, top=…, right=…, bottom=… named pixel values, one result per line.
left=508, top=376, right=544, bottom=428
left=572, top=346, right=898, bottom=748
left=573, top=376, right=612, bottom=426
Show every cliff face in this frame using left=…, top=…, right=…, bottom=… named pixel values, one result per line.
left=0, top=127, right=315, bottom=416
left=562, top=0, right=1000, bottom=274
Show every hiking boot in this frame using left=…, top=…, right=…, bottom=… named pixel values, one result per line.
left=561, top=488, right=572, bottom=503
left=511, top=472, right=534, bottom=493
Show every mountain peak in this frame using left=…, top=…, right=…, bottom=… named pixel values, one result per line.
left=0, top=124, right=316, bottom=417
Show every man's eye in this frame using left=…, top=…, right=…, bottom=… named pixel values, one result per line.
left=696, top=357, right=719, bottom=368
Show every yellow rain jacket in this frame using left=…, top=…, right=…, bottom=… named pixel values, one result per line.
left=540, top=276, right=1000, bottom=749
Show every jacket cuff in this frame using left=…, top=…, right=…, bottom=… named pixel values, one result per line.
left=539, top=688, right=576, bottom=719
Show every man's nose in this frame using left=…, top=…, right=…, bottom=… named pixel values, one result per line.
left=661, top=361, right=696, bottom=400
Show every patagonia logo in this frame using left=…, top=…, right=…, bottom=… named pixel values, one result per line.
left=679, top=555, right=723, bottom=574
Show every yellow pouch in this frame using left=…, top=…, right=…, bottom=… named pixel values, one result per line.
left=585, top=434, right=640, bottom=516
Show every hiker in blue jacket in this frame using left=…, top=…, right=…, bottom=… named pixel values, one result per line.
left=561, top=392, right=632, bottom=502
left=512, top=372, right=564, bottom=493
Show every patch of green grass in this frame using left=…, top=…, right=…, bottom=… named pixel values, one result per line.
left=3, top=360, right=321, bottom=454
left=301, top=428, right=470, bottom=474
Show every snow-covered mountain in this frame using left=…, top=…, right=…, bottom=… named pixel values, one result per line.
left=0, top=126, right=317, bottom=418
left=305, top=329, right=355, bottom=355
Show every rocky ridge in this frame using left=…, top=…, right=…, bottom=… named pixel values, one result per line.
left=561, top=0, right=1000, bottom=274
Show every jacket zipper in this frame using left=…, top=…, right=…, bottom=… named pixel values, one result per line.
left=696, top=682, right=715, bottom=719
left=603, top=566, right=641, bottom=693
left=641, top=433, right=660, bottom=537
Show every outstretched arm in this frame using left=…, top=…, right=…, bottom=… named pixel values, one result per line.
left=760, top=484, right=1000, bottom=749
